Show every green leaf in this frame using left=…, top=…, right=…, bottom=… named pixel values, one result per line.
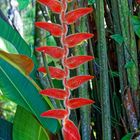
left=13, top=106, right=50, bottom=140
left=52, top=79, right=63, bottom=89
left=88, top=0, right=95, bottom=5
left=110, top=71, right=119, bottom=77
left=0, top=59, right=58, bottom=133
left=0, top=37, right=18, bottom=53
left=0, top=17, right=37, bottom=79
left=125, top=60, right=135, bottom=69
left=121, top=133, right=133, bottom=140
left=132, top=16, right=140, bottom=38
left=110, top=34, right=124, bottom=46
left=0, top=17, right=32, bottom=58
left=17, top=0, right=30, bottom=10
left=46, top=36, right=57, bottom=46
left=0, top=118, right=13, bottom=140
left=0, top=50, right=34, bottom=75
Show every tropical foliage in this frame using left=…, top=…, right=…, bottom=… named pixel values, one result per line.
left=0, top=0, right=140, bottom=140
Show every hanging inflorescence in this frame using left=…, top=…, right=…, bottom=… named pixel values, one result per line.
left=35, top=0, right=94, bottom=139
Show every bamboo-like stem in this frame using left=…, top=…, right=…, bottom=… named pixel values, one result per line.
left=42, top=52, right=54, bottom=88
left=110, top=0, right=127, bottom=97
left=75, top=2, right=92, bottom=139
left=60, top=0, right=70, bottom=123
left=116, top=0, right=139, bottom=131
left=96, top=0, right=111, bottom=139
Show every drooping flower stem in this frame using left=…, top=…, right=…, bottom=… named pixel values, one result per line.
left=60, top=0, right=70, bottom=123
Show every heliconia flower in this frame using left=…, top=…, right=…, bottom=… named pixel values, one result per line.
left=65, top=7, right=93, bottom=25
left=35, top=22, right=62, bottom=37
left=63, top=119, right=81, bottom=140
left=37, top=0, right=62, bottom=14
left=68, top=98, right=94, bottom=109
left=38, top=66, right=65, bottom=80
left=66, top=75, right=94, bottom=90
left=65, top=33, right=93, bottom=48
left=40, top=88, right=67, bottom=100
left=41, top=109, right=68, bottom=120
left=37, top=0, right=95, bottom=138
left=65, top=55, right=94, bottom=69
left=35, top=46, right=64, bottom=59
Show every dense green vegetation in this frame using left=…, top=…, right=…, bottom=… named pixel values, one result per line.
left=1, top=0, right=140, bottom=139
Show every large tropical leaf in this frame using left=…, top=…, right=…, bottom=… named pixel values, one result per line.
left=0, top=50, right=34, bottom=75
left=0, top=17, right=32, bottom=58
left=0, top=58, right=59, bottom=133
left=0, top=37, right=18, bottom=53
left=13, top=106, right=50, bottom=140
left=0, top=118, right=13, bottom=140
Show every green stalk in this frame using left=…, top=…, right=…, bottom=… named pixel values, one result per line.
left=42, top=52, right=54, bottom=88
left=117, top=0, right=139, bottom=130
left=75, top=42, right=91, bottom=140
left=110, top=0, right=127, bottom=96
left=96, top=0, right=111, bottom=139
left=73, top=1, right=92, bottom=139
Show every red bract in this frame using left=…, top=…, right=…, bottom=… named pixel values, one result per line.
left=37, top=0, right=62, bottom=14
left=65, top=33, right=93, bottom=48
left=35, top=46, right=64, bottom=59
left=63, top=119, right=81, bottom=140
left=38, top=66, right=65, bottom=80
left=38, top=0, right=94, bottom=139
left=37, top=67, right=46, bottom=73
left=66, top=75, right=94, bottom=90
left=40, top=88, right=67, bottom=100
left=35, top=22, right=62, bottom=37
left=65, top=55, right=94, bottom=69
left=49, top=66, right=65, bottom=80
left=65, top=7, right=93, bottom=25
left=41, top=109, right=68, bottom=119
left=68, top=98, right=94, bottom=109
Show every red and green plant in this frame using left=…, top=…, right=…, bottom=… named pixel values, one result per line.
left=35, top=0, right=94, bottom=139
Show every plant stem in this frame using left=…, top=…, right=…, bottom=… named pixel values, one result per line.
left=75, top=2, right=92, bottom=139
left=60, top=0, right=70, bottom=123
left=42, top=52, right=54, bottom=88
left=96, top=0, right=111, bottom=139
left=117, top=0, right=139, bottom=130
